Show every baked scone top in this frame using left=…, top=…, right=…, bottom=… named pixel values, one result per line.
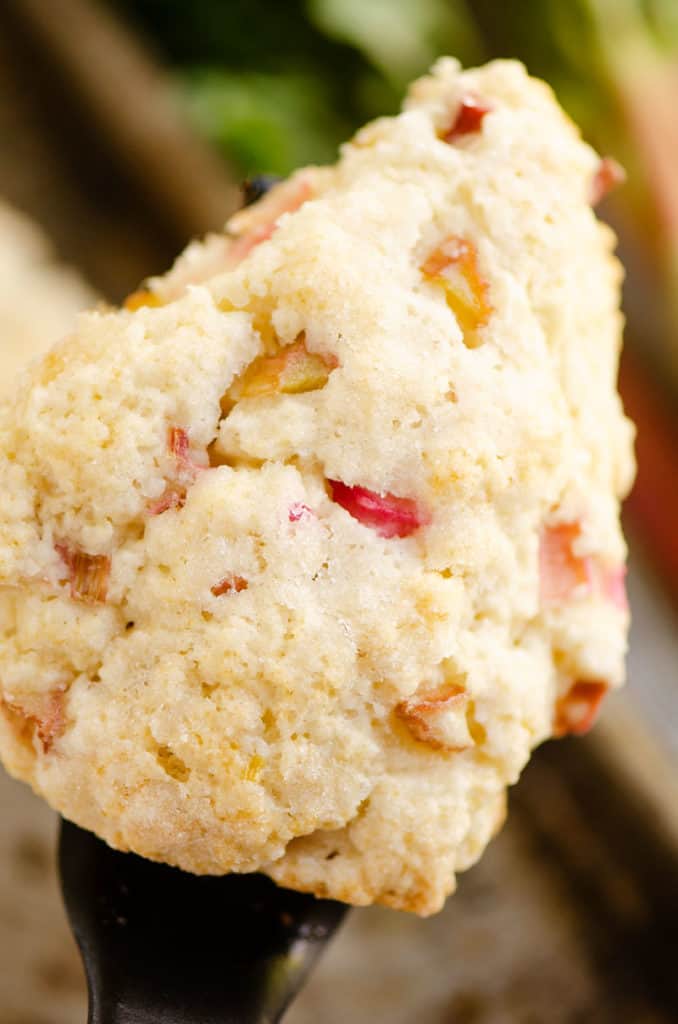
left=0, top=59, right=634, bottom=914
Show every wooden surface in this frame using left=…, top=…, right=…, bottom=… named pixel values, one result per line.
left=0, top=3, right=677, bottom=1021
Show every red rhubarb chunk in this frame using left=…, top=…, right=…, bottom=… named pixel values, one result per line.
left=288, top=502, right=314, bottom=523
left=553, top=681, right=608, bottom=738
left=590, top=157, right=626, bottom=206
left=56, top=543, right=110, bottom=604
left=211, top=575, right=248, bottom=597
left=442, top=95, right=493, bottom=143
left=328, top=481, right=428, bottom=538
left=539, top=523, right=594, bottom=606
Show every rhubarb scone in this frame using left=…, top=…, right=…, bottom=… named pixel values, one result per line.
left=0, top=59, right=634, bottom=915
left=0, top=200, right=95, bottom=393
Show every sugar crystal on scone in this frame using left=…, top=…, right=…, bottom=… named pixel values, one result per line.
left=0, top=59, right=634, bottom=915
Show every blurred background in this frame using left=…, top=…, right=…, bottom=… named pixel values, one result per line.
left=0, top=1, right=677, bottom=1021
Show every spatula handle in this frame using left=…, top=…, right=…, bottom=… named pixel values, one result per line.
left=59, top=820, right=346, bottom=1024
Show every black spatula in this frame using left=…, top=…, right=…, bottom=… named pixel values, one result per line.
left=58, top=818, right=346, bottom=1023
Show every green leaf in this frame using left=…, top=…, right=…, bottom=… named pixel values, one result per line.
left=180, top=70, right=347, bottom=175
left=307, top=0, right=482, bottom=90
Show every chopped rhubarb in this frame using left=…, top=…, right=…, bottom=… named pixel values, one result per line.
left=226, top=176, right=313, bottom=267
left=288, top=502, right=314, bottom=522
left=211, top=575, right=248, bottom=597
left=55, top=543, right=110, bottom=604
left=553, top=681, right=608, bottom=738
left=242, top=174, right=312, bottom=229
left=168, top=425, right=192, bottom=467
left=590, top=157, right=626, bottom=206
left=124, top=289, right=163, bottom=312
left=442, top=95, right=492, bottom=143
left=421, top=236, right=492, bottom=344
left=35, top=693, right=66, bottom=752
left=148, top=426, right=205, bottom=516
left=539, top=523, right=594, bottom=606
left=2, top=692, right=66, bottom=753
left=231, top=337, right=337, bottom=400
left=540, top=521, right=628, bottom=611
left=168, top=425, right=208, bottom=478
left=227, top=222, right=277, bottom=265
left=328, top=480, right=428, bottom=539
left=147, top=486, right=187, bottom=516
left=396, top=685, right=472, bottom=751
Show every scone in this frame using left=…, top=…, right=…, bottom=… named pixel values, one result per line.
left=0, top=59, right=634, bottom=915
left=0, top=201, right=95, bottom=393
